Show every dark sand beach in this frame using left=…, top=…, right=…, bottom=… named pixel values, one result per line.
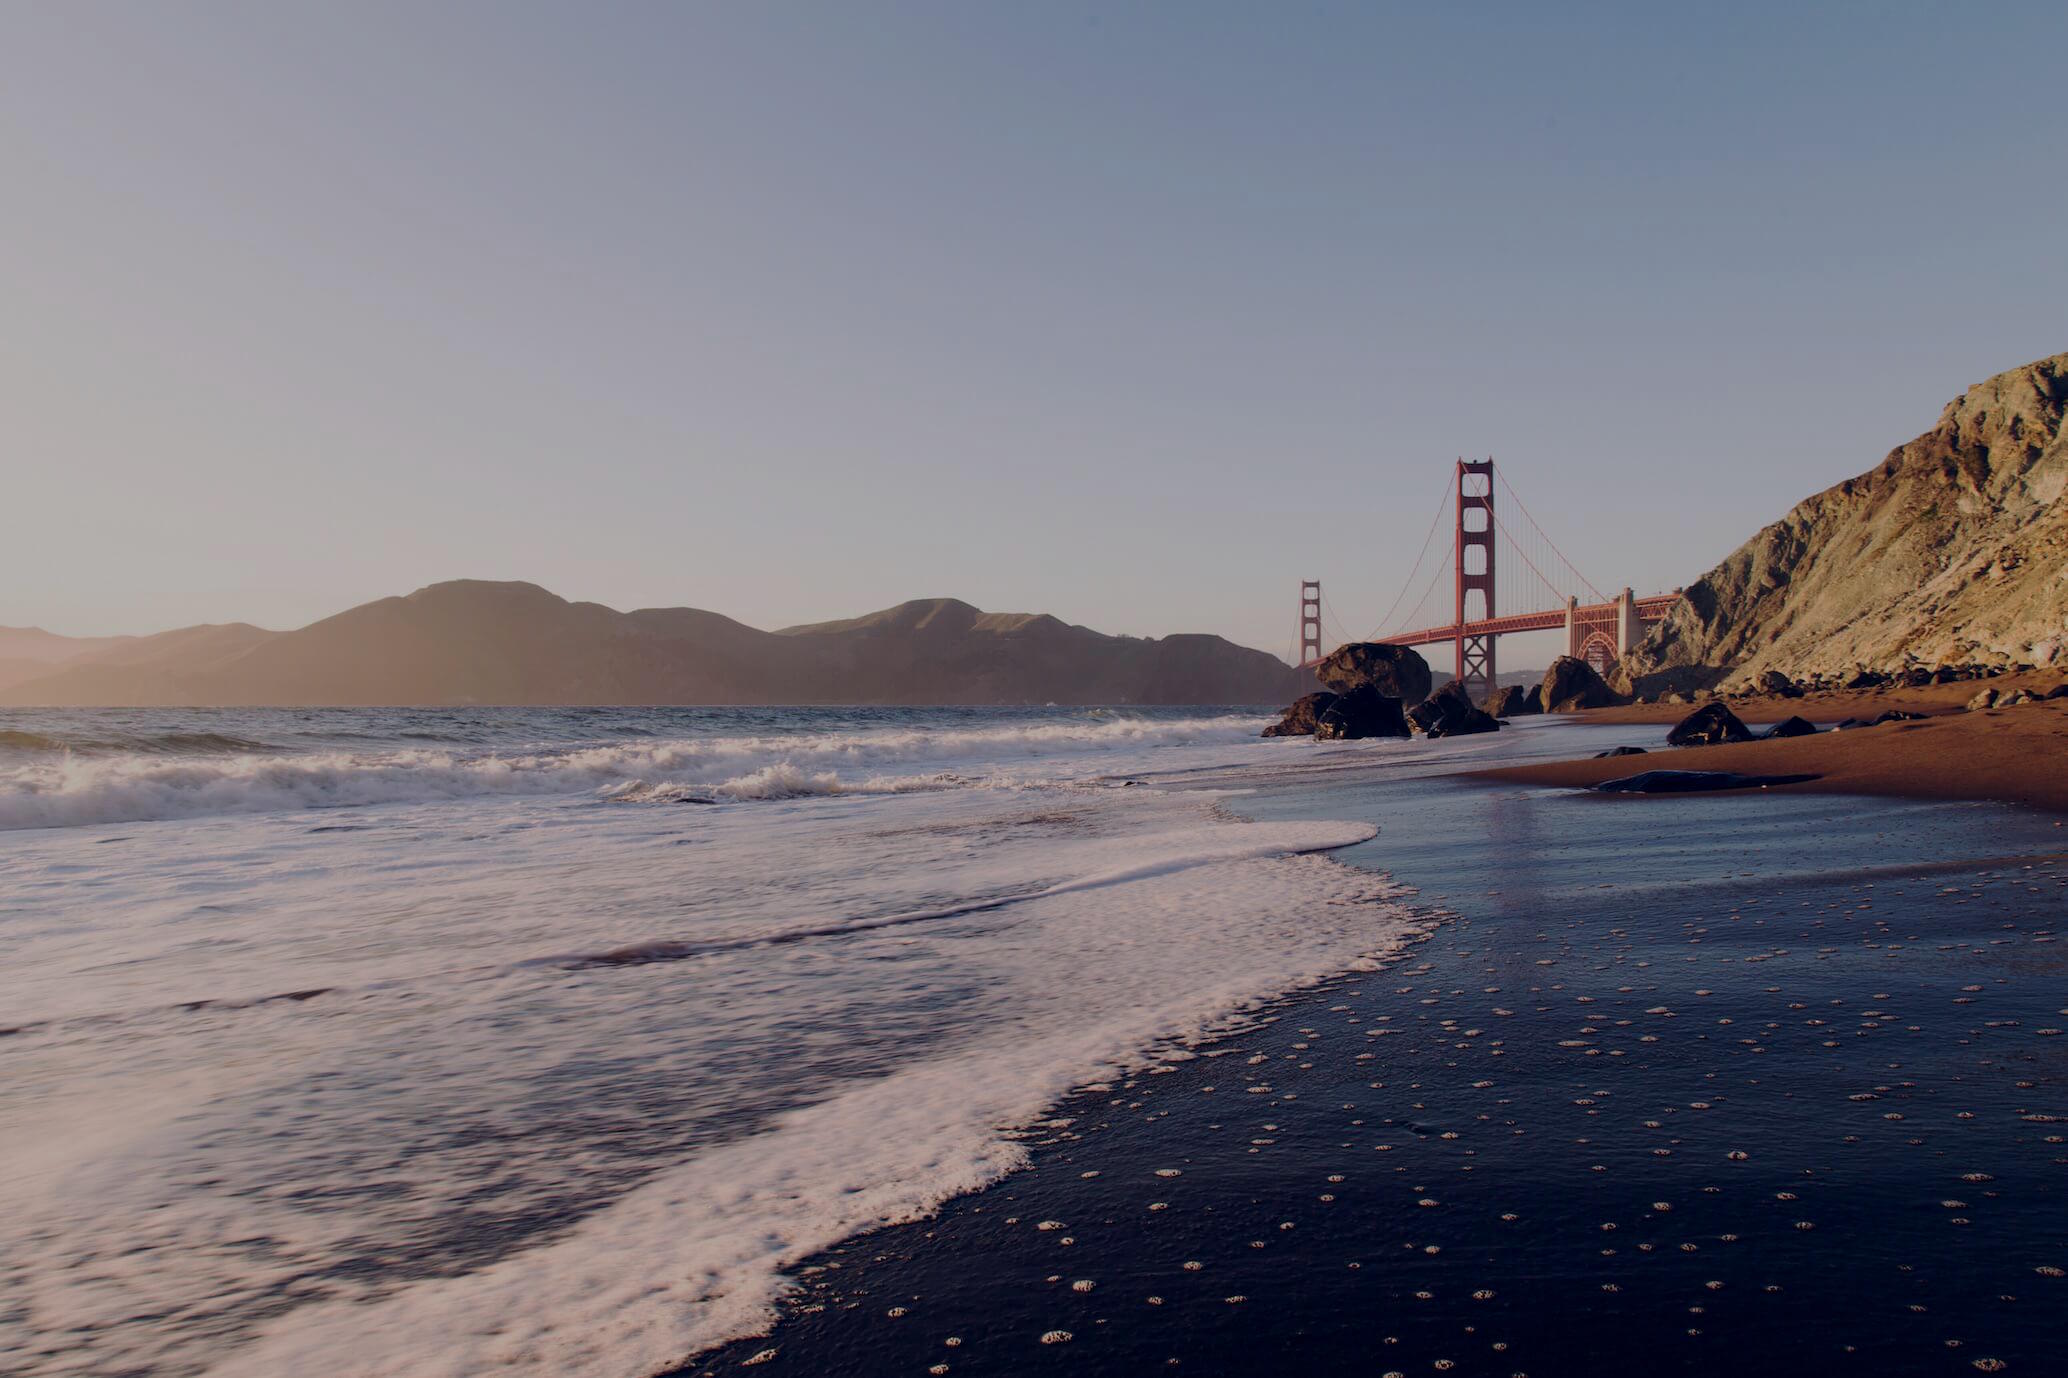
left=1489, top=688, right=2068, bottom=814
left=683, top=722, right=2068, bottom=1377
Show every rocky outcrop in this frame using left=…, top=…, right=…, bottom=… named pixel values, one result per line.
left=1541, top=656, right=1622, bottom=712
left=1756, top=670, right=1802, bottom=699
left=1406, top=681, right=1502, bottom=738
left=1622, top=351, right=2068, bottom=693
left=1666, top=702, right=1754, bottom=746
left=1485, top=684, right=1539, bottom=717
left=1763, top=715, right=1818, bottom=739
left=1315, top=684, right=1412, bottom=740
left=1314, top=643, right=1433, bottom=703
left=1262, top=691, right=1338, bottom=737
left=1263, top=641, right=1431, bottom=743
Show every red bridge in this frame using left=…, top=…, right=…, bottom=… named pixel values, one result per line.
left=1294, top=459, right=1681, bottom=702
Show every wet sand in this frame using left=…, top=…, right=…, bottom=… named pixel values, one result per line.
left=681, top=738, right=2068, bottom=1377
left=1579, top=668, right=2067, bottom=727
left=1486, top=697, right=2068, bottom=814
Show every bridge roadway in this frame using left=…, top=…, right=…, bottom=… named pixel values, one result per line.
left=1302, top=591, right=1681, bottom=673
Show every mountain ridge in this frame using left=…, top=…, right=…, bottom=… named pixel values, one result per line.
left=0, top=583, right=1306, bottom=707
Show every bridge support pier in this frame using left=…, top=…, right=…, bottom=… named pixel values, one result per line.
left=1615, top=587, right=1636, bottom=657
left=1299, top=580, right=1322, bottom=666
left=1563, top=596, right=1581, bottom=660
left=1454, top=459, right=1496, bottom=703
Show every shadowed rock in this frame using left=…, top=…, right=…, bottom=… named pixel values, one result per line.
left=1314, top=684, right=1411, bottom=740
left=1541, top=656, right=1622, bottom=712
left=1594, top=769, right=1819, bottom=794
left=1594, top=745, right=1649, bottom=758
left=1314, top=642, right=1433, bottom=703
left=1261, top=692, right=1339, bottom=738
left=1836, top=709, right=1929, bottom=729
left=1668, top=701, right=1755, bottom=746
left=1763, top=715, right=1818, bottom=739
left=1485, top=684, right=1539, bottom=717
left=1757, top=669, right=1803, bottom=698
left=1407, top=681, right=1502, bottom=738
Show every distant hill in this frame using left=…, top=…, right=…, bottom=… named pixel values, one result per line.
left=0, top=626, right=138, bottom=694
left=0, top=582, right=1307, bottom=707
left=1623, top=350, right=2068, bottom=692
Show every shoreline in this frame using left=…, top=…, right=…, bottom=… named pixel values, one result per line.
left=1574, top=667, right=2065, bottom=726
left=1483, top=689, right=2068, bottom=814
left=678, top=746, right=2068, bottom=1377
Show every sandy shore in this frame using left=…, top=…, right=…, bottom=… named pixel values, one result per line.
left=1486, top=683, right=2068, bottom=814
left=679, top=751, right=2068, bottom=1378
left=1578, top=667, right=2066, bottom=726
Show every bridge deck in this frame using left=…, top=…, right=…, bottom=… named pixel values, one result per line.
left=1303, top=592, right=1680, bottom=664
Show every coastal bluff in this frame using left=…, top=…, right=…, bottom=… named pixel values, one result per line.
left=1622, top=350, right=2068, bottom=694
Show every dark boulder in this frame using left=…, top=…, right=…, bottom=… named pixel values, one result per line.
left=1762, top=715, right=1818, bottom=739
left=1314, top=642, right=1433, bottom=703
left=1485, top=684, right=1539, bottom=717
left=1666, top=702, right=1754, bottom=746
left=1540, top=656, right=1621, bottom=713
left=1594, top=745, right=1649, bottom=758
left=1432, top=707, right=1503, bottom=739
left=1406, top=681, right=1501, bottom=739
left=1833, top=709, right=1925, bottom=729
left=1262, top=692, right=1339, bottom=738
left=1524, top=684, right=1546, bottom=712
left=2046, top=684, right=2068, bottom=700
left=1845, top=669, right=1889, bottom=690
left=1594, top=769, right=1819, bottom=795
left=1756, top=669, right=1803, bottom=698
left=1314, top=684, right=1412, bottom=740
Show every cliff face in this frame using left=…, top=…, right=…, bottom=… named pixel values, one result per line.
left=0, top=583, right=1307, bottom=707
left=1623, top=351, right=2068, bottom=692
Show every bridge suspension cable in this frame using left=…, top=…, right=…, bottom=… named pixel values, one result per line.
left=1362, top=476, right=1455, bottom=641
left=1487, top=506, right=1577, bottom=614
left=1494, top=466, right=1606, bottom=604
left=1350, top=460, right=1626, bottom=646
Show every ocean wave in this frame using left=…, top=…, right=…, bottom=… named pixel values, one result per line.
left=179, top=821, right=1409, bottom=1378
left=0, top=716, right=1267, bottom=830
left=0, top=728, right=284, bottom=757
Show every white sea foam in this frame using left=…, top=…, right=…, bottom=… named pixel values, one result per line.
left=0, top=709, right=1431, bottom=1378
left=0, top=715, right=1268, bottom=830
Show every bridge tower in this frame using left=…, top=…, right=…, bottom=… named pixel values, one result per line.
left=1454, top=459, right=1496, bottom=702
left=1298, top=579, right=1323, bottom=665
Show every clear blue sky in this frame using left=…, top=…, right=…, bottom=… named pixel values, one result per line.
left=4, top=2, right=2063, bottom=659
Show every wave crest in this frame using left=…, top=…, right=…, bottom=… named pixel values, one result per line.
left=0, top=715, right=1265, bottom=830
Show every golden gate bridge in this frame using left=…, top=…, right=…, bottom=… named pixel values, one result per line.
left=1293, top=459, right=1681, bottom=702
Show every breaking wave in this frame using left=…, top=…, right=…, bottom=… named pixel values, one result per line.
left=0, top=714, right=1269, bottom=830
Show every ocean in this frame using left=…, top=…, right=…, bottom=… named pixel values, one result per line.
left=0, top=705, right=1442, bottom=1377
